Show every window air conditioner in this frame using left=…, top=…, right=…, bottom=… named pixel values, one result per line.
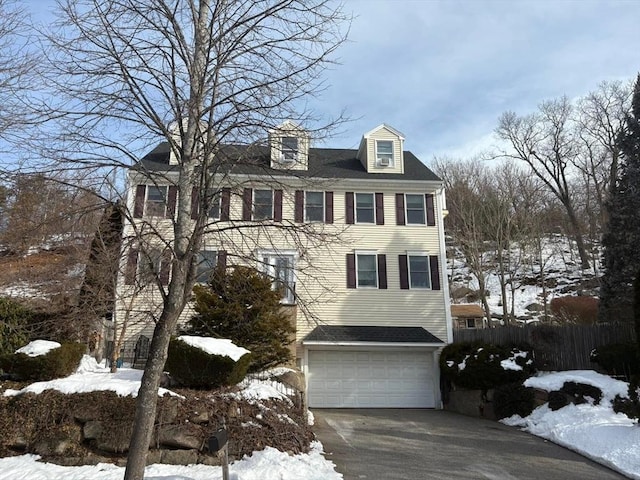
left=378, top=157, right=390, bottom=167
left=280, top=154, right=296, bottom=163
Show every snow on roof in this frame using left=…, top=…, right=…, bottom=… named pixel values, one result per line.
left=177, top=336, right=250, bottom=361
left=15, top=340, right=61, bottom=357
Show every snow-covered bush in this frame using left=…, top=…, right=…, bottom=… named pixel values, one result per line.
left=440, top=342, right=535, bottom=391
left=0, top=340, right=85, bottom=381
left=165, top=336, right=251, bottom=389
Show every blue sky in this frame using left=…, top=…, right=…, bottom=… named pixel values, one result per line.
left=24, top=0, right=640, bottom=164
left=319, top=0, right=640, bottom=163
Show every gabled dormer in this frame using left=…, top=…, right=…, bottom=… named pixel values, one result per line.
left=356, top=124, right=405, bottom=174
left=269, top=120, right=310, bottom=171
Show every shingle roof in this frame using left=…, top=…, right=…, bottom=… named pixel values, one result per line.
left=303, top=325, right=444, bottom=344
left=134, top=142, right=441, bottom=182
left=451, top=304, right=485, bottom=318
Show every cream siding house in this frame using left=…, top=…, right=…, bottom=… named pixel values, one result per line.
left=115, top=123, right=452, bottom=408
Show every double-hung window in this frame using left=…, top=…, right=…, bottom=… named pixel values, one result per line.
left=376, top=140, right=393, bottom=166
left=405, top=194, right=426, bottom=225
left=145, top=186, right=168, bottom=217
left=305, top=191, right=324, bottom=222
left=254, top=189, right=273, bottom=220
left=355, top=193, right=375, bottom=223
left=282, top=136, right=298, bottom=162
left=356, top=253, right=378, bottom=288
left=208, top=195, right=220, bottom=220
left=260, top=252, right=296, bottom=304
left=408, top=254, right=430, bottom=288
left=195, top=250, right=217, bottom=283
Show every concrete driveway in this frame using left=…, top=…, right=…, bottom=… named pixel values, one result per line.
left=312, top=409, right=626, bottom=480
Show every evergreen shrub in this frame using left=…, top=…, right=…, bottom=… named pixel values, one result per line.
left=560, top=381, right=602, bottom=405
left=165, top=337, right=251, bottom=389
left=492, top=382, right=535, bottom=419
left=0, top=297, right=33, bottom=356
left=0, top=342, right=85, bottom=381
left=440, top=341, right=535, bottom=391
left=590, top=342, right=640, bottom=380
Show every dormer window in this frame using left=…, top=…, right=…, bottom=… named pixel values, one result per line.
left=281, top=136, right=299, bottom=162
left=376, top=140, right=393, bottom=167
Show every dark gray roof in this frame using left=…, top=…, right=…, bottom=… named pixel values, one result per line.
left=135, top=142, right=441, bottom=182
left=304, top=325, right=444, bottom=344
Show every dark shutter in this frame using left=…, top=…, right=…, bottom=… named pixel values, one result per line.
left=217, top=250, right=227, bottom=270
left=395, top=193, right=405, bottom=225
left=346, top=253, right=356, bottom=288
left=345, top=192, right=354, bottom=224
left=377, top=254, right=387, bottom=289
left=167, top=186, right=178, bottom=219
left=125, top=249, right=139, bottom=285
left=221, top=188, right=230, bottom=221
left=426, top=193, right=435, bottom=226
left=242, top=188, right=252, bottom=221
left=294, top=190, right=304, bottom=223
left=325, top=191, right=334, bottom=224
left=191, top=187, right=199, bottom=220
left=274, top=189, right=283, bottom=222
left=399, top=255, right=409, bottom=289
left=133, top=185, right=146, bottom=218
left=375, top=193, right=384, bottom=225
left=430, top=255, right=441, bottom=290
left=160, top=251, right=172, bottom=285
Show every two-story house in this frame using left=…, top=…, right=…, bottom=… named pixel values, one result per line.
left=115, top=122, right=452, bottom=408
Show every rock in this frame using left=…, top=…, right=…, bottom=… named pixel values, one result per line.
left=145, top=449, right=163, bottom=465
left=94, top=421, right=133, bottom=453
left=161, top=449, right=199, bottom=465
left=158, top=423, right=204, bottom=450
left=525, top=303, right=544, bottom=312
left=157, top=397, right=180, bottom=424
left=275, top=370, right=305, bottom=392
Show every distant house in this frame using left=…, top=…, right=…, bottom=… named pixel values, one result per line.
left=451, top=304, right=485, bottom=329
left=115, top=122, right=452, bottom=408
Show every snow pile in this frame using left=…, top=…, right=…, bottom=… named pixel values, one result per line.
left=15, top=340, right=60, bottom=357
left=233, top=378, right=292, bottom=405
left=502, top=371, right=640, bottom=479
left=0, top=442, right=342, bottom=480
left=177, top=336, right=250, bottom=361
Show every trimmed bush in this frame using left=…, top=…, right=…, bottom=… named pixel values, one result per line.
left=0, top=297, right=32, bottom=356
left=0, top=342, right=86, bottom=381
left=548, top=391, right=569, bottom=411
left=493, top=383, right=535, bottom=419
left=440, top=342, right=535, bottom=391
left=590, top=343, right=640, bottom=380
left=613, top=375, right=640, bottom=419
left=550, top=296, right=598, bottom=325
left=165, top=337, right=251, bottom=389
left=560, top=381, right=602, bottom=405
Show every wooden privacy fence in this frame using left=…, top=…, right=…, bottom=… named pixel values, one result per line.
left=453, top=324, right=636, bottom=371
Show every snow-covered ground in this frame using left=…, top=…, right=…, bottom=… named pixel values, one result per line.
left=0, top=355, right=343, bottom=480
left=448, top=234, right=599, bottom=322
left=503, top=370, right=640, bottom=479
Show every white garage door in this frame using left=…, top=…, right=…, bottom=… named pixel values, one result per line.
left=307, top=349, right=436, bottom=408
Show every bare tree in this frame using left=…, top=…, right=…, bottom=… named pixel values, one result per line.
left=496, top=97, right=592, bottom=270
left=35, top=1, right=349, bottom=478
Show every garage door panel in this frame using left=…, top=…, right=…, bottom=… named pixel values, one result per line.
left=308, top=349, right=435, bottom=408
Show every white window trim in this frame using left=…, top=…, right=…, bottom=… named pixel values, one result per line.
left=257, top=249, right=298, bottom=304
left=407, top=250, right=430, bottom=290
left=405, top=193, right=426, bottom=225
left=355, top=250, right=378, bottom=289
left=355, top=192, right=375, bottom=224
left=281, top=136, right=299, bottom=162
left=375, top=139, right=394, bottom=167
left=195, top=249, right=217, bottom=283
left=145, top=185, right=168, bottom=218
left=305, top=191, right=325, bottom=223
left=253, top=189, right=274, bottom=220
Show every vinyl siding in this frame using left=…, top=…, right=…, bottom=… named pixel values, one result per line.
left=115, top=176, right=448, bottom=349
